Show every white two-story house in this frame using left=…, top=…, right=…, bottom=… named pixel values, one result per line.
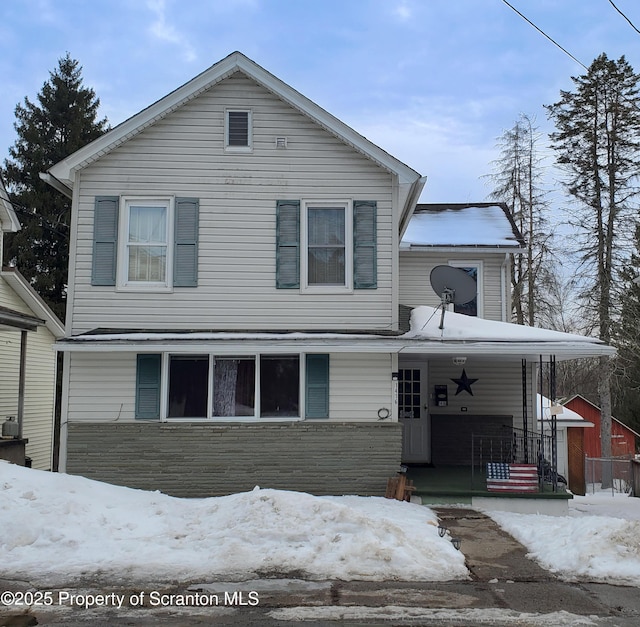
left=45, top=52, right=613, bottom=497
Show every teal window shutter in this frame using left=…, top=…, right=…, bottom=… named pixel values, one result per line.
left=136, top=354, right=161, bottom=419
left=353, top=200, right=377, bottom=289
left=305, top=354, right=329, bottom=418
left=174, top=197, right=199, bottom=287
left=92, top=196, right=119, bottom=286
left=276, top=200, right=300, bottom=288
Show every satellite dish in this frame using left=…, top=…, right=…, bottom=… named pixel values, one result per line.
left=429, top=265, right=477, bottom=330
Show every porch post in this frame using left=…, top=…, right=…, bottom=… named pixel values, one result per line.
left=17, top=329, right=27, bottom=439
left=521, top=359, right=528, bottom=462
left=550, top=355, right=558, bottom=492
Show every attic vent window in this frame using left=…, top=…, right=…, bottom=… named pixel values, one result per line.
left=225, top=109, right=252, bottom=151
left=275, top=137, right=288, bottom=149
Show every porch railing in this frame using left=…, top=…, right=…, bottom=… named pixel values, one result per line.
left=470, top=428, right=559, bottom=492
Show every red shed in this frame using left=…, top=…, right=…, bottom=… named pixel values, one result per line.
left=564, top=395, right=639, bottom=458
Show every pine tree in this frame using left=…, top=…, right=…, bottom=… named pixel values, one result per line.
left=613, top=224, right=640, bottom=434
left=546, top=53, right=640, bottom=460
left=486, top=114, right=552, bottom=326
left=2, top=54, right=109, bottom=320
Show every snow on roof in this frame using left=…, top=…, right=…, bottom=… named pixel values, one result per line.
left=401, top=203, right=523, bottom=249
left=408, top=306, right=610, bottom=345
left=536, top=394, right=592, bottom=425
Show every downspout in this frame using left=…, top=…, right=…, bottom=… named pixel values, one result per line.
left=17, top=330, right=27, bottom=439
left=501, top=253, right=509, bottom=321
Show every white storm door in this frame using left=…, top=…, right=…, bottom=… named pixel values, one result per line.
left=399, top=366, right=430, bottom=463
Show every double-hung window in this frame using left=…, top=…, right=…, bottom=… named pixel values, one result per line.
left=119, top=197, right=172, bottom=289
left=301, top=201, right=352, bottom=292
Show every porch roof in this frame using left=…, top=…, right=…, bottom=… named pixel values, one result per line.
left=55, top=325, right=614, bottom=363
left=0, top=304, right=45, bottom=332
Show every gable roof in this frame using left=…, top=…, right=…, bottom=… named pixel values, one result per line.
left=563, top=394, right=640, bottom=439
left=0, top=176, right=20, bottom=233
left=46, top=51, right=424, bottom=216
left=400, top=203, right=525, bottom=250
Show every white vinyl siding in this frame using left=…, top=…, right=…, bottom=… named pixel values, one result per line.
left=0, top=280, right=57, bottom=469
left=67, top=352, right=137, bottom=422
left=329, top=353, right=392, bottom=421
left=69, top=74, right=394, bottom=334
left=399, top=250, right=506, bottom=321
left=66, top=351, right=393, bottom=424
left=427, top=359, right=535, bottom=432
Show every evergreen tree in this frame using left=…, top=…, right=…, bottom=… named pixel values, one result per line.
left=2, top=54, right=108, bottom=320
left=613, top=224, right=640, bottom=434
left=546, top=53, right=640, bottom=459
left=486, top=114, right=552, bottom=326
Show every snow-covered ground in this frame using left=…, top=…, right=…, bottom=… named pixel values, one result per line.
left=0, top=462, right=466, bottom=586
left=485, top=491, right=640, bottom=587
left=2, top=461, right=640, bottom=588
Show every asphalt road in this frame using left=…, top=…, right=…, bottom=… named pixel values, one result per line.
left=2, top=508, right=639, bottom=626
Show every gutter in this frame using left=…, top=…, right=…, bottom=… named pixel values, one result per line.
left=39, top=172, right=73, bottom=199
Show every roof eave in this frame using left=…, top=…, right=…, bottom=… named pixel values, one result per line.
left=400, top=244, right=526, bottom=253
left=55, top=333, right=616, bottom=361
left=1, top=269, right=65, bottom=337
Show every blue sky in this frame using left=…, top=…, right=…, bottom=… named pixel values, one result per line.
left=2, top=0, right=640, bottom=202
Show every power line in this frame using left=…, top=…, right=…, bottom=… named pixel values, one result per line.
left=10, top=204, right=70, bottom=238
left=501, top=0, right=588, bottom=70
left=608, top=0, right=640, bottom=36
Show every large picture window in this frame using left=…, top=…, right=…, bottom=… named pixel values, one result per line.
left=164, top=354, right=302, bottom=419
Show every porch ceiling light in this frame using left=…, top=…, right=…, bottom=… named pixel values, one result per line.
left=452, top=356, right=467, bottom=366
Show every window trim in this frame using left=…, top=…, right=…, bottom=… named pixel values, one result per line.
left=224, top=108, right=253, bottom=152
left=160, top=352, right=307, bottom=422
left=300, top=199, right=353, bottom=294
left=117, top=196, right=174, bottom=292
left=448, top=260, right=483, bottom=317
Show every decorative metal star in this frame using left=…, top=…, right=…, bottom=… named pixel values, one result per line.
left=450, top=369, right=478, bottom=396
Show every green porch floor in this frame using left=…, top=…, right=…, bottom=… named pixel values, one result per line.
left=406, top=465, right=573, bottom=505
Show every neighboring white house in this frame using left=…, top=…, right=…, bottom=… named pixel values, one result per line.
left=43, top=52, right=614, bottom=497
left=0, top=177, right=64, bottom=470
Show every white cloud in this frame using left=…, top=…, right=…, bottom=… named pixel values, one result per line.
left=146, top=0, right=197, bottom=63
left=393, top=1, right=412, bottom=22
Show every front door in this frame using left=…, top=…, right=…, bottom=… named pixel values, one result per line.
left=399, top=366, right=430, bottom=463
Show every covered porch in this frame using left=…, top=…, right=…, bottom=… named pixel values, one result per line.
left=405, top=465, right=573, bottom=514
left=396, top=306, right=616, bottom=513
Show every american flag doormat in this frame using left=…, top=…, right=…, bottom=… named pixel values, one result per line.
left=486, top=463, right=539, bottom=493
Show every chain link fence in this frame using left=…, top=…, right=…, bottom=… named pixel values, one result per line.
left=585, top=457, right=635, bottom=496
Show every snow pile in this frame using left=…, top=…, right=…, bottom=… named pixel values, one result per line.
left=0, top=463, right=467, bottom=585
left=5, top=460, right=640, bottom=588
left=487, top=493, right=640, bottom=586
